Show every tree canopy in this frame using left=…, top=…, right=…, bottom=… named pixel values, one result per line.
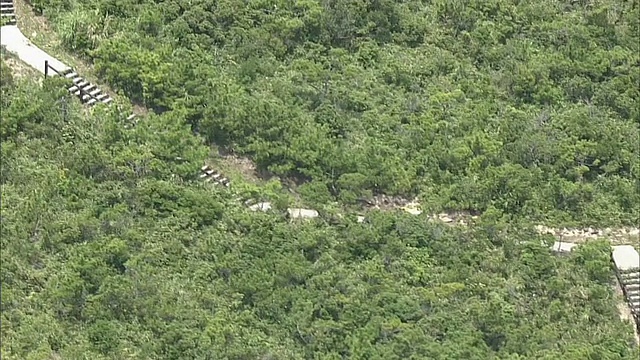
left=2, top=0, right=640, bottom=358
left=27, top=0, right=640, bottom=226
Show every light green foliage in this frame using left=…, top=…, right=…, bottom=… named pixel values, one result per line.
left=2, top=0, right=640, bottom=358
left=2, top=71, right=640, bottom=358
left=33, top=0, right=640, bottom=226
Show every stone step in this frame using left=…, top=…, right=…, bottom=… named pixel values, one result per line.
left=0, top=7, right=14, bottom=13
left=620, top=271, right=640, bottom=279
left=625, top=284, right=640, bottom=292
left=64, top=71, right=78, bottom=79
left=621, top=279, right=640, bottom=286
left=627, top=289, right=640, bottom=298
left=71, top=87, right=95, bottom=98
left=102, top=97, right=113, bottom=104
left=81, top=83, right=96, bottom=93
left=622, top=278, right=640, bottom=287
left=86, top=98, right=97, bottom=106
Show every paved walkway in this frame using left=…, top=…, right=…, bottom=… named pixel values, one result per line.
left=1, top=24, right=69, bottom=74
left=1, top=24, right=117, bottom=105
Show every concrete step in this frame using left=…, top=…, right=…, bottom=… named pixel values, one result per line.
left=620, top=273, right=640, bottom=284
left=81, top=83, right=96, bottom=92
left=69, top=84, right=90, bottom=94
left=101, top=97, right=113, bottom=104
left=627, top=289, right=640, bottom=298
left=626, top=284, right=640, bottom=292
left=64, top=71, right=78, bottom=79
left=620, top=271, right=640, bottom=279
left=0, top=8, right=14, bottom=13
left=86, top=98, right=97, bottom=106
left=95, top=93, right=108, bottom=101
left=622, top=278, right=640, bottom=287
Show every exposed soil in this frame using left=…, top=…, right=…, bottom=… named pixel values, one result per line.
left=2, top=54, right=40, bottom=81
left=217, top=151, right=265, bottom=183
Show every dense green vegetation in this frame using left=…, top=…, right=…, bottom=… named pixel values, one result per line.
left=29, top=0, right=640, bottom=226
left=3, top=0, right=640, bottom=358
left=2, top=59, right=640, bottom=359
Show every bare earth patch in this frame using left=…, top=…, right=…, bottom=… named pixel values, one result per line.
left=2, top=54, right=40, bottom=81
left=220, top=154, right=263, bottom=182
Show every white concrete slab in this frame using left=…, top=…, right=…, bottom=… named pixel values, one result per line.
left=249, top=202, right=272, bottom=212
left=613, top=245, right=640, bottom=271
left=550, top=241, right=578, bottom=253
left=287, top=208, right=319, bottom=219
left=1, top=25, right=70, bottom=74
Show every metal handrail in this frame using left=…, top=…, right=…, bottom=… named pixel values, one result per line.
left=44, top=60, right=89, bottom=100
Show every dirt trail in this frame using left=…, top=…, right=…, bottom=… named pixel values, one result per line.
left=358, top=195, right=639, bottom=246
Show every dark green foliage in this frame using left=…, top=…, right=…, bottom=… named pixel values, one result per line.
left=1, top=68, right=639, bottom=359
left=2, top=0, right=640, bottom=357
left=33, top=0, right=640, bottom=226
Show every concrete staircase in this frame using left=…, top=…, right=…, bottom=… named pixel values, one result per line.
left=200, top=165, right=230, bottom=187
left=59, top=68, right=114, bottom=106
left=613, top=245, right=640, bottom=332
left=620, top=270, right=640, bottom=315
left=0, top=0, right=16, bottom=26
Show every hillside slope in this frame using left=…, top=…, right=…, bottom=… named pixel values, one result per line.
left=2, top=58, right=640, bottom=359
left=24, top=0, right=640, bottom=227
left=2, top=0, right=640, bottom=358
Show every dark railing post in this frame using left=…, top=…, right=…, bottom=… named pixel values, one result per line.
left=44, top=60, right=48, bottom=78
